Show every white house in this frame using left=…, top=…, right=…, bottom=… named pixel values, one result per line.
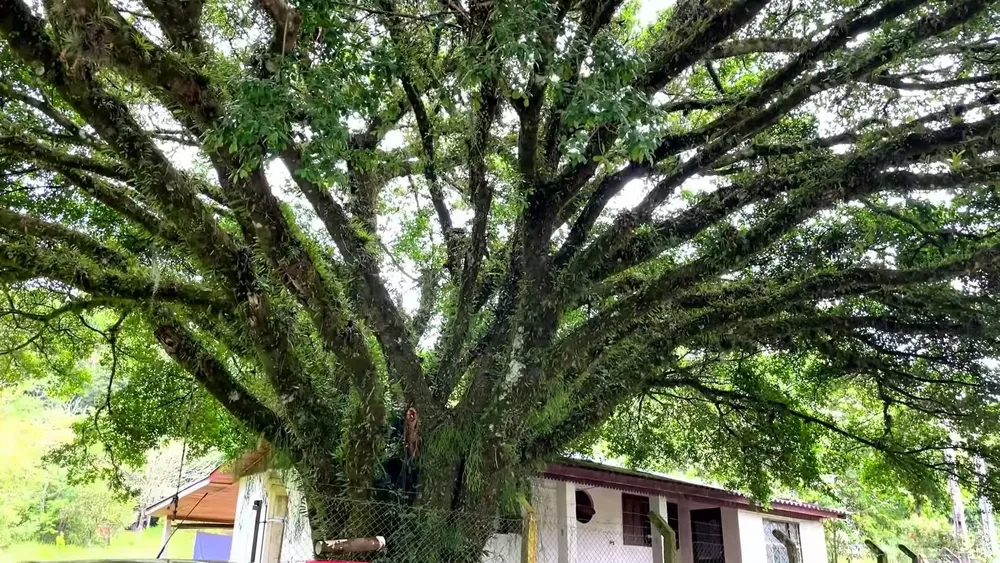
left=148, top=457, right=842, bottom=563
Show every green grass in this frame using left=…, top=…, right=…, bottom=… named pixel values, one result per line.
left=0, top=527, right=198, bottom=563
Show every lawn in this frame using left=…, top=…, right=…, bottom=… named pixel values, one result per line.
left=0, top=527, right=198, bottom=563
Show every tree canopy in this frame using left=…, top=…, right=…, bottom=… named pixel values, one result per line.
left=3, top=0, right=1000, bottom=542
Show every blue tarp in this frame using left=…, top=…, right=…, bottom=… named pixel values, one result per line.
left=193, top=531, right=233, bottom=561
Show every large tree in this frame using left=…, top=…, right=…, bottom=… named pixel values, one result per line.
left=4, top=0, right=1000, bottom=555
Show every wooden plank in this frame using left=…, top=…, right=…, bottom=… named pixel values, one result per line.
left=898, top=544, right=925, bottom=563
left=865, top=540, right=888, bottom=563
left=263, top=476, right=288, bottom=563
left=314, top=536, right=386, bottom=555
left=648, top=511, right=677, bottom=563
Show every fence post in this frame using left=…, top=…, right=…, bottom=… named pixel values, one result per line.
left=651, top=496, right=668, bottom=563
left=555, top=481, right=577, bottom=563
left=263, top=474, right=288, bottom=563
left=519, top=497, right=537, bottom=563
left=898, top=544, right=925, bottom=563
left=864, top=540, right=888, bottom=563
left=649, top=510, right=678, bottom=563
left=158, top=517, right=172, bottom=557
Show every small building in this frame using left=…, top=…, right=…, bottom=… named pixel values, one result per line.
left=147, top=457, right=843, bottom=563
left=145, top=463, right=241, bottom=560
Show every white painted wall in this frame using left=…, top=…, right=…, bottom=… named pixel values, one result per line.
left=576, top=484, right=654, bottom=563
left=533, top=480, right=559, bottom=563
left=720, top=507, right=744, bottom=563
left=232, top=471, right=313, bottom=563
left=740, top=510, right=829, bottom=563
left=278, top=472, right=313, bottom=562
left=532, top=479, right=718, bottom=563
left=231, top=473, right=831, bottom=563
left=231, top=474, right=265, bottom=563
left=799, top=519, right=828, bottom=563
left=736, top=510, right=764, bottom=563
left=483, top=533, right=522, bottom=563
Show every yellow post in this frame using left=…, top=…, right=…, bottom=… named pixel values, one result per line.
left=262, top=473, right=288, bottom=563
left=649, top=510, right=678, bottom=563
left=519, top=497, right=538, bottom=563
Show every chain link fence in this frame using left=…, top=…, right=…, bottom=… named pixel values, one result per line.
left=265, top=496, right=681, bottom=563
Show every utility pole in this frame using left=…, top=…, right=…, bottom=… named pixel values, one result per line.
left=945, top=448, right=969, bottom=563
left=946, top=448, right=969, bottom=540
left=976, top=456, right=998, bottom=562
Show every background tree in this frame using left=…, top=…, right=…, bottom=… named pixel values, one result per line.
left=0, top=386, right=134, bottom=549
left=3, top=0, right=1000, bottom=557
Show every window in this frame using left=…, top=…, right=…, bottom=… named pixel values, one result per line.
left=576, top=490, right=595, bottom=524
left=690, top=508, right=725, bottom=563
left=621, top=493, right=652, bottom=546
left=764, top=520, right=802, bottom=563
left=666, top=502, right=679, bottom=549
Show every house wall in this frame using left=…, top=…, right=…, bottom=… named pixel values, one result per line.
left=231, top=472, right=830, bottom=563
left=798, top=519, right=828, bottom=563
left=231, top=473, right=265, bottom=563
left=278, top=473, right=313, bottom=561
left=736, top=510, right=828, bottom=563
left=482, top=533, right=521, bottom=563
left=720, top=507, right=744, bottom=563
left=231, top=471, right=313, bottom=563
left=734, top=509, right=762, bottom=563
left=572, top=483, right=653, bottom=563
left=531, top=479, right=724, bottom=563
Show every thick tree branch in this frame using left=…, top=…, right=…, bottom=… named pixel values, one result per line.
left=0, top=135, right=126, bottom=180
left=0, top=6, right=352, bottom=466
left=583, top=122, right=1000, bottom=293
left=281, top=147, right=435, bottom=411
left=553, top=225, right=1000, bottom=406
left=154, top=320, right=291, bottom=446
left=0, top=83, right=82, bottom=136
left=640, top=0, right=936, bottom=178
left=257, top=0, right=303, bottom=54
left=433, top=80, right=500, bottom=401
left=239, top=169, right=389, bottom=420
left=0, top=206, right=131, bottom=268
left=707, top=36, right=1000, bottom=60
left=0, top=0, right=248, bottom=287
left=637, top=0, right=770, bottom=94
left=707, top=37, right=813, bottom=58
left=0, top=295, right=129, bottom=324
left=56, top=169, right=184, bottom=246
left=865, top=71, right=1000, bottom=90
left=563, top=0, right=994, bottom=295
left=31, top=0, right=394, bottom=441
left=553, top=161, right=648, bottom=267
left=0, top=243, right=226, bottom=309
left=546, top=0, right=768, bottom=210
left=530, top=238, right=1000, bottom=460
left=140, top=0, right=206, bottom=52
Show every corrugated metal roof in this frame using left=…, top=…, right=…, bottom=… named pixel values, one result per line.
left=544, top=458, right=846, bottom=520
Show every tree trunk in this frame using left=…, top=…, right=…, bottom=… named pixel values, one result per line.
left=300, top=452, right=508, bottom=563
left=307, top=499, right=500, bottom=563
